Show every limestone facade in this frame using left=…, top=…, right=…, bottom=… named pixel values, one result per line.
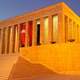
left=0, top=2, right=80, bottom=54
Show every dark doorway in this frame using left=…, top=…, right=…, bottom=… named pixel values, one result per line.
left=37, top=24, right=40, bottom=45
left=20, top=23, right=26, bottom=47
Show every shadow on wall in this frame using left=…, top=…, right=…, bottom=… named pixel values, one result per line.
left=8, top=56, right=80, bottom=80
left=8, top=56, right=58, bottom=80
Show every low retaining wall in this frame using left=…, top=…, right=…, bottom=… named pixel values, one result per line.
left=20, top=43, right=80, bottom=75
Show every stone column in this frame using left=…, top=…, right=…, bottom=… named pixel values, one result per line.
left=12, top=25, right=20, bottom=53
left=32, top=20, right=36, bottom=46
left=73, top=22, right=75, bottom=42
left=1, top=28, right=6, bottom=54
left=5, top=28, right=8, bottom=54
left=17, top=24, right=20, bottom=52
left=14, top=25, right=19, bottom=53
left=78, top=25, right=80, bottom=42
left=71, top=21, right=75, bottom=41
left=74, top=23, right=78, bottom=43
left=64, top=15, right=68, bottom=42
left=58, top=12, right=65, bottom=43
left=12, top=26, right=16, bottom=53
left=67, top=17, right=70, bottom=41
left=40, top=17, right=44, bottom=44
left=76, top=25, right=80, bottom=43
left=68, top=19, right=75, bottom=42
left=48, top=15, right=53, bottom=43
left=9, top=27, right=14, bottom=53
left=0, top=29, right=2, bottom=55
left=7, top=27, right=10, bottom=54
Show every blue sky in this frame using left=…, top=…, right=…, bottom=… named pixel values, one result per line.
left=0, top=0, right=80, bottom=20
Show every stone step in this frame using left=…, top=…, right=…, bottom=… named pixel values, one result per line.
left=0, top=54, right=19, bottom=80
left=8, top=56, right=80, bottom=80
left=0, top=76, right=8, bottom=80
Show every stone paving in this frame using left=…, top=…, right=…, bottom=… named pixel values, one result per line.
left=0, top=54, right=18, bottom=80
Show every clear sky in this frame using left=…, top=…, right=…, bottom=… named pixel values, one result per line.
left=0, top=0, right=80, bottom=20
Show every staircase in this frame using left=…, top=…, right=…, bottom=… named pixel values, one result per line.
left=0, top=76, right=8, bottom=80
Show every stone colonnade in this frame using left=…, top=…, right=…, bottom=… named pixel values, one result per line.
left=0, top=13, right=80, bottom=54
left=0, top=25, right=19, bottom=54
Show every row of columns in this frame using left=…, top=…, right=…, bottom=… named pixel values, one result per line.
left=64, top=15, right=80, bottom=42
left=0, top=13, right=77, bottom=54
left=0, top=25, right=19, bottom=55
left=0, top=13, right=71, bottom=54
left=32, top=13, right=65, bottom=45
